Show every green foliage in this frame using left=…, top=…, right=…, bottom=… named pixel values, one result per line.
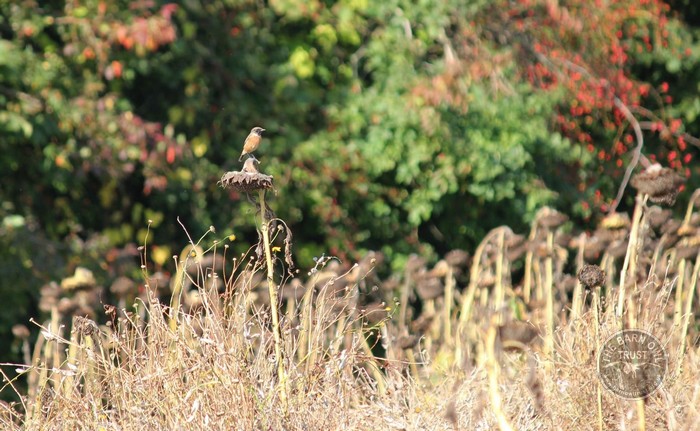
left=279, top=0, right=588, bottom=260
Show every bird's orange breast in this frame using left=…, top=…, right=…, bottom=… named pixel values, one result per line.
left=244, top=134, right=261, bottom=150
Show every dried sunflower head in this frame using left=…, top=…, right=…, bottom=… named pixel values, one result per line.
left=600, top=212, right=630, bottom=230
left=577, top=264, right=606, bottom=289
left=630, top=164, right=685, bottom=206
left=219, top=167, right=274, bottom=192
left=535, top=206, right=568, bottom=229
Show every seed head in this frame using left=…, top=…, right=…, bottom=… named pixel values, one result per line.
left=577, top=264, right=606, bottom=289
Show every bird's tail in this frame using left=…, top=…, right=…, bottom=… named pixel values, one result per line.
left=238, top=153, right=244, bottom=162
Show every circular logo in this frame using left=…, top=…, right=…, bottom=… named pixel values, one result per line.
left=598, top=329, right=667, bottom=399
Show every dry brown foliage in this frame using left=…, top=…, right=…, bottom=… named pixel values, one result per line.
left=2, top=186, right=700, bottom=430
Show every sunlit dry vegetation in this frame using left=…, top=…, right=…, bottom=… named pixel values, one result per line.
left=1, top=162, right=699, bottom=430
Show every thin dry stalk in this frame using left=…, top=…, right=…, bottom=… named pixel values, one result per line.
left=258, top=189, right=288, bottom=408
left=543, top=231, right=555, bottom=369
left=443, top=265, right=455, bottom=346
left=484, top=317, right=514, bottom=431
left=617, top=193, right=648, bottom=322
left=523, top=220, right=539, bottom=304
left=456, top=227, right=507, bottom=366
left=677, top=249, right=700, bottom=376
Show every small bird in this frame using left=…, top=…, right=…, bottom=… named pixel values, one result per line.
left=239, top=126, right=266, bottom=161
left=242, top=157, right=260, bottom=174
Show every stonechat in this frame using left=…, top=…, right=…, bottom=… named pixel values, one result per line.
left=239, top=126, right=266, bottom=161
left=242, top=157, right=260, bottom=174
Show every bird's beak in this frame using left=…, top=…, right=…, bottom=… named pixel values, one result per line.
left=261, top=128, right=266, bottom=132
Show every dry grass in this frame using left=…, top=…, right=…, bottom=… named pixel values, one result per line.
left=2, top=180, right=700, bottom=430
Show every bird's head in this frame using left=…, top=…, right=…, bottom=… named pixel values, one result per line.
left=252, top=126, right=266, bottom=135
